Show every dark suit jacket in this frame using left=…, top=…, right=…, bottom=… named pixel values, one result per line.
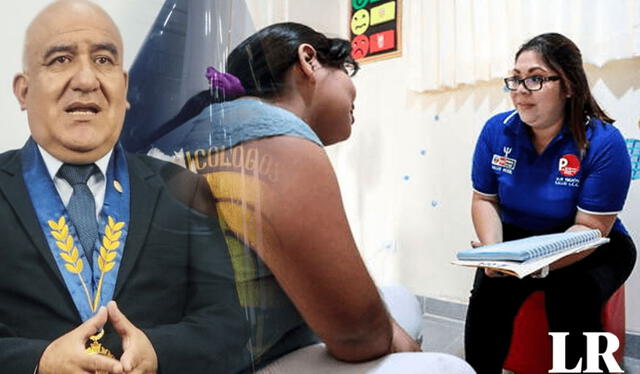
left=0, top=147, right=249, bottom=373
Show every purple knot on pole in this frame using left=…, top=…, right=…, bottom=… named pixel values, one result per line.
left=206, top=66, right=245, bottom=99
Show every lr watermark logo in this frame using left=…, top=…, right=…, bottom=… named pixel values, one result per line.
left=549, top=332, right=624, bottom=373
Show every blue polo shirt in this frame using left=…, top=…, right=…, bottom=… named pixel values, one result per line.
left=472, top=110, right=631, bottom=236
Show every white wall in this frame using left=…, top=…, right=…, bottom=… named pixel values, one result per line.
left=331, top=58, right=509, bottom=303
left=245, top=0, right=349, bottom=36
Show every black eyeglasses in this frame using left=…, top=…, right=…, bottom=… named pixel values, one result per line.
left=342, top=61, right=359, bottom=77
left=503, top=75, right=560, bottom=91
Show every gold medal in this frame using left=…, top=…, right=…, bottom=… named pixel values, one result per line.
left=85, top=329, right=115, bottom=374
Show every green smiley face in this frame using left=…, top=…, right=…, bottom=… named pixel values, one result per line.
left=352, top=0, right=369, bottom=10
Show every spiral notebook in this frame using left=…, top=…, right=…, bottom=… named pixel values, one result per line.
left=452, top=230, right=609, bottom=278
left=456, top=230, right=605, bottom=262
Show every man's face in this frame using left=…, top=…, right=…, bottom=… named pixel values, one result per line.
left=14, top=2, right=128, bottom=164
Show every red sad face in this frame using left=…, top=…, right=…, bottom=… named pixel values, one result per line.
left=351, top=35, right=369, bottom=60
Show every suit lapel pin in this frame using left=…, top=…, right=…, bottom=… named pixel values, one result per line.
left=113, top=180, right=123, bottom=193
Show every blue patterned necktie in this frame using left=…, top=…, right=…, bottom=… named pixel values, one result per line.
left=58, top=163, right=98, bottom=266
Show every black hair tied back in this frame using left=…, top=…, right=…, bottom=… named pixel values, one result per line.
left=228, top=22, right=358, bottom=98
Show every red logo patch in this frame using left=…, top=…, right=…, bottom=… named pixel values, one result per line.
left=559, top=154, right=580, bottom=177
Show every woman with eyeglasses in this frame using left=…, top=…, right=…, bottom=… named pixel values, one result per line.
left=156, top=22, right=474, bottom=373
left=465, top=33, right=636, bottom=374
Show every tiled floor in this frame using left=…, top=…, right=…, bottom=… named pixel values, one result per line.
left=421, top=313, right=640, bottom=374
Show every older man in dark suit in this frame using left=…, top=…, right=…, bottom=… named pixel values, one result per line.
left=0, top=1, right=247, bottom=373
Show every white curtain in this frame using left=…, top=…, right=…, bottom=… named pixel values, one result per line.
left=406, top=0, right=640, bottom=92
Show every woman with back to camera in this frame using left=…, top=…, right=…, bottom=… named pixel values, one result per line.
left=163, top=23, right=475, bottom=373
left=465, top=32, right=636, bottom=374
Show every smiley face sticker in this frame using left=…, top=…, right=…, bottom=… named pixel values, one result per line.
left=351, top=35, right=369, bottom=59
left=352, top=0, right=369, bottom=10
left=351, top=9, right=370, bottom=35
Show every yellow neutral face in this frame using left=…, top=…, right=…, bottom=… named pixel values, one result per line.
left=351, top=9, right=370, bottom=35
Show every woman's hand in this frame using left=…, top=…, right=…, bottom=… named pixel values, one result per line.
left=484, top=268, right=509, bottom=277
left=470, top=240, right=509, bottom=278
left=390, top=319, right=422, bottom=353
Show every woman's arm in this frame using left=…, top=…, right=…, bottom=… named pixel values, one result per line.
left=222, top=136, right=394, bottom=362
left=471, top=191, right=502, bottom=246
left=471, top=191, right=507, bottom=277
left=548, top=211, right=617, bottom=271
left=550, top=129, right=631, bottom=271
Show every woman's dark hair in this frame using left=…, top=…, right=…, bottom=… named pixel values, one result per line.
left=146, top=23, right=358, bottom=147
left=515, top=33, right=613, bottom=153
left=227, top=22, right=358, bottom=97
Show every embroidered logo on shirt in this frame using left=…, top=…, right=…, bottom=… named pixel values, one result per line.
left=492, top=147, right=517, bottom=174
left=555, top=154, right=581, bottom=187
left=558, top=154, right=580, bottom=177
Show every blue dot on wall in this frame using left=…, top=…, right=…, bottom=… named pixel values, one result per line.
left=403, top=175, right=410, bottom=181
left=420, top=149, right=427, bottom=156
left=431, top=200, right=438, bottom=207
left=434, top=115, right=440, bottom=121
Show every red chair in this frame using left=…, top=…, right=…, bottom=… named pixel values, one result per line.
left=503, top=287, right=626, bottom=374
